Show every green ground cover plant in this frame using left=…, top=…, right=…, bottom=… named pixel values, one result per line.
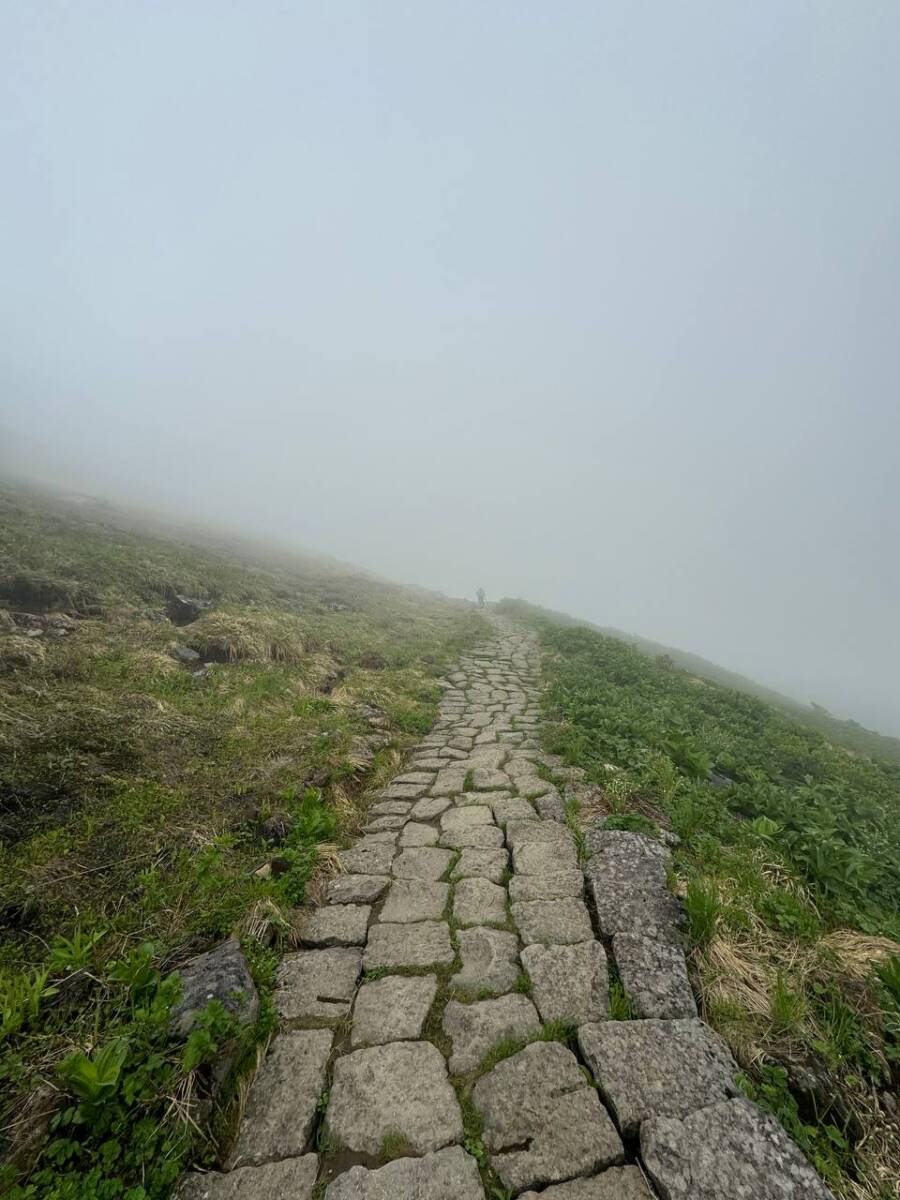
left=0, top=483, right=487, bottom=1196
left=500, top=601, right=900, bottom=1200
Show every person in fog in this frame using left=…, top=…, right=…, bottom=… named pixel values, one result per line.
left=476, top=587, right=485, bottom=608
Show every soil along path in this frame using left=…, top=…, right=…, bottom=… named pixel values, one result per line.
left=177, top=617, right=835, bottom=1200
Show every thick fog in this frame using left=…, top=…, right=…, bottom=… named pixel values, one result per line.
left=2, top=3, right=899, bottom=735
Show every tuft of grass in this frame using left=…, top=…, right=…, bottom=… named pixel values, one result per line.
left=379, top=1130, right=414, bottom=1163
left=608, top=980, right=633, bottom=1021
left=684, top=879, right=721, bottom=947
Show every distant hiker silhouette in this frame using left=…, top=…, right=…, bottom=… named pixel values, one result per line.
left=476, top=588, right=485, bottom=608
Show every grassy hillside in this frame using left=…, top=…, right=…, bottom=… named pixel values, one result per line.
left=0, top=481, right=487, bottom=1197
left=500, top=601, right=900, bottom=1199
left=503, top=600, right=900, bottom=766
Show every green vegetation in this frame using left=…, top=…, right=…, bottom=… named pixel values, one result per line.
left=0, top=482, right=487, bottom=1196
left=500, top=602, right=900, bottom=1199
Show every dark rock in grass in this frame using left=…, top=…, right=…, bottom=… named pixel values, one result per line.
left=358, top=650, right=387, bottom=669
left=258, top=813, right=294, bottom=845
left=169, top=937, right=259, bottom=1041
left=166, top=593, right=213, bottom=626
left=170, top=643, right=201, bottom=664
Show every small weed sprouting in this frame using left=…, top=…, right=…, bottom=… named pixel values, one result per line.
left=608, top=981, right=633, bottom=1021
left=46, top=926, right=107, bottom=974
left=379, top=1130, right=414, bottom=1163
left=768, top=972, right=807, bottom=1037
left=0, top=967, right=58, bottom=1041
left=603, top=812, right=659, bottom=838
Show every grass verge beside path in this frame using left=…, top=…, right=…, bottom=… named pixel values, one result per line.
left=0, top=482, right=487, bottom=1198
left=499, top=600, right=900, bottom=1200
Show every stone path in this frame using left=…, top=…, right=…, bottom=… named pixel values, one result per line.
left=178, top=618, right=835, bottom=1200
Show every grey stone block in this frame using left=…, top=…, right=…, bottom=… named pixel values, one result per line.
left=518, top=1166, right=654, bottom=1200
left=640, top=1096, right=835, bottom=1200
left=379, top=879, right=449, bottom=923
left=451, top=848, right=509, bottom=883
left=392, top=847, right=455, bottom=881
left=577, top=1018, right=739, bottom=1136
left=453, top=877, right=508, bottom=926
left=326, top=875, right=390, bottom=906
left=520, top=941, right=608, bottom=1024
left=613, top=933, right=697, bottom=1019
left=275, top=948, right=361, bottom=1023
left=509, top=870, right=584, bottom=902
left=511, top=898, right=594, bottom=946
left=300, top=904, right=370, bottom=948
left=452, top=928, right=521, bottom=995
left=230, top=1031, right=331, bottom=1167
left=325, top=1041, right=462, bottom=1156
left=324, top=1146, right=484, bottom=1200
left=177, top=1156, right=318, bottom=1200
left=364, top=921, right=454, bottom=969
left=443, top=994, right=540, bottom=1074
left=351, top=974, right=438, bottom=1047
left=473, top=1041, right=624, bottom=1193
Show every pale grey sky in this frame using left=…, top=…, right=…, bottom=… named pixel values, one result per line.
left=2, top=2, right=899, bottom=733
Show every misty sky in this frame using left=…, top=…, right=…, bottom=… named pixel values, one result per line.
left=2, top=3, right=899, bottom=734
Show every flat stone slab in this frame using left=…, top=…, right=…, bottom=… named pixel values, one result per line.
left=513, top=840, right=579, bottom=874
left=470, top=766, right=510, bottom=790
left=641, top=1097, right=835, bottom=1200
left=393, top=847, right=455, bottom=881
left=275, top=948, right=361, bottom=1023
left=433, top=766, right=469, bottom=793
left=577, top=1018, right=739, bottom=1136
left=587, top=873, right=685, bottom=945
left=381, top=782, right=431, bottom=800
left=520, top=941, right=609, bottom=1024
left=324, top=1146, right=484, bottom=1200
left=453, top=877, right=508, bottom=926
left=394, top=772, right=437, bottom=785
left=380, top=879, right=449, bottom=923
left=326, top=875, right=390, bottom=906
left=300, top=904, right=370, bottom=947
left=505, top=819, right=573, bottom=849
left=230, top=1030, right=331, bottom=1167
left=399, top=822, right=439, bottom=847
left=439, top=824, right=505, bottom=850
left=613, top=933, right=697, bottom=1019
left=443, top=994, right=540, bottom=1074
left=364, top=921, right=454, bottom=969
left=491, top=796, right=538, bottom=823
left=362, top=814, right=407, bottom=832
left=452, top=928, right=521, bottom=995
left=340, top=842, right=395, bottom=876
left=441, top=806, right=494, bottom=831
left=370, top=800, right=413, bottom=816
left=509, top=870, right=583, bottom=902
left=451, top=848, right=508, bottom=883
left=178, top=1155, right=318, bottom=1200
left=512, top=898, right=594, bottom=946
left=473, top=1041, right=624, bottom=1193
left=325, top=1041, right=462, bottom=1156
left=351, top=974, right=438, bottom=1047
left=410, top=796, right=452, bottom=820
left=518, top=1166, right=653, bottom=1200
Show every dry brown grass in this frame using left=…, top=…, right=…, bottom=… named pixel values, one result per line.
left=820, top=931, right=900, bottom=982
left=187, top=612, right=306, bottom=664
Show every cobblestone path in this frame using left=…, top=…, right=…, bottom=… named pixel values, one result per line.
left=179, top=618, right=833, bottom=1200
